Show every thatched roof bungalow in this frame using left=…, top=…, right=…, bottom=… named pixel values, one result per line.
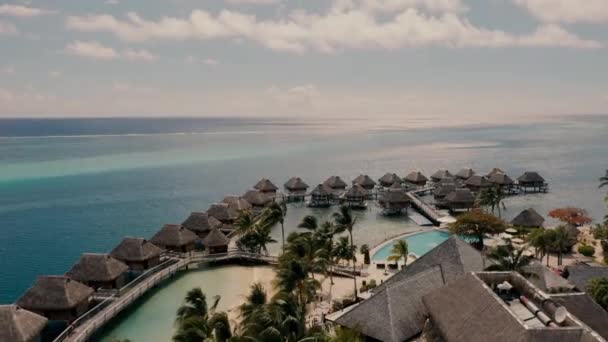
left=430, top=169, right=452, bottom=182
left=17, top=276, right=94, bottom=322
left=518, top=171, right=547, bottom=192
left=242, top=190, right=272, bottom=209
left=207, top=203, right=237, bottom=223
left=433, top=184, right=456, bottom=200
left=0, top=305, right=48, bottom=342
left=378, top=172, right=402, bottom=187
left=182, top=212, right=223, bottom=238
left=202, top=228, right=230, bottom=255
left=65, top=254, right=129, bottom=290
left=150, top=224, right=197, bottom=253
left=464, top=175, right=492, bottom=192
left=323, top=176, right=347, bottom=192
left=308, top=184, right=332, bottom=208
left=253, top=178, right=278, bottom=194
left=352, top=174, right=376, bottom=190
left=455, top=168, right=475, bottom=180
left=343, top=184, right=368, bottom=209
left=404, top=171, right=428, bottom=186
left=110, top=237, right=163, bottom=271
left=284, top=177, right=309, bottom=193
left=378, top=183, right=410, bottom=215
left=438, top=188, right=475, bottom=211
left=222, top=195, right=252, bottom=213
left=511, top=208, right=545, bottom=228
left=488, top=172, right=515, bottom=189
left=487, top=167, right=505, bottom=177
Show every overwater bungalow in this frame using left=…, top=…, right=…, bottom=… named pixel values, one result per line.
left=207, top=203, right=237, bottom=224
left=323, top=175, right=347, bottom=193
left=308, top=184, right=332, bottom=208
left=17, top=276, right=94, bottom=322
left=352, top=174, right=377, bottom=190
left=0, top=304, right=48, bottom=342
left=222, top=195, right=253, bottom=213
left=342, top=184, right=368, bottom=209
left=283, top=177, right=309, bottom=202
left=202, top=227, right=230, bottom=255
left=182, top=211, right=223, bottom=239
left=404, top=171, right=428, bottom=186
left=455, top=168, right=475, bottom=180
left=438, top=188, right=475, bottom=211
left=433, top=184, right=456, bottom=200
left=242, top=189, right=273, bottom=209
left=464, top=175, right=493, bottom=192
left=487, top=167, right=505, bottom=177
left=110, top=237, right=163, bottom=271
left=150, top=224, right=197, bottom=254
left=430, top=169, right=453, bottom=182
left=378, top=183, right=410, bottom=215
left=488, top=172, right=515, bottom=191
left=65, top=254, right=129, bottom=290
left=511, top=208, right=545, bottom=228
left=378, top=172, right=402, bottom=188
left=517, top=171, right=548, bottom=193
left=253, top=178, right=278, bottom=195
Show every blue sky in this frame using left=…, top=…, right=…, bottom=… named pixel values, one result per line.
left=0, top=0, right=607, bottom=119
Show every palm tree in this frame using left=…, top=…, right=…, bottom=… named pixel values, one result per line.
left=587, top=277, right=608, bottom=309
left=264, top=202, right=288, bottom=252
left=550, top=225, right=575, bottom=266
left=448, top=209, right=507, bottom=250
left=387, top=239, right=408, bottom=267
left=328, top=327, right=362, bottom=342
left=333, top=205, right=359, bottom=297
left=485, top=243, right=534, bottom=277
left=298, top=215, right=318, bottom=231
left=360, top=244, right=370, bottom=265
left=600, top=170, right=608, bottom=189
left=477, top=186, right=506, bottom=218
left=173, top=288, right=232, bottom=342
left=527, top=228, right=550, bottom=266
left=175, top=288, right=211, bottom=326
left=234, top=210, right=258, bottom=236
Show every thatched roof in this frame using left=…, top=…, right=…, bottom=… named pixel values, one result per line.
left=323, top=176, right=347, bottom=189
left=284, top=177, right=309, bottom=191
left=523, top=261, right=575, bottom=292
left=0, top=305, right=47, bottom=342
left=379, top=184, right=410, bottom=204
left=352, top=174, right=376, bottom=188
left=207, top=203, right=237, bottom=222
left=443, top=188, right=475, bottom=204
left=464, top=175, right=492, bottom=188
left=565, top=264, right=608, bottom=292
left=430, top=169, right=453, bottom=181
left=253, top=178, right=278, bottom=192
left=344, top=184, right=368, bottom=198
left=433, top=184, right=456, bottom=198
left=150, top=224, right=197, bottom=248
left=488, top=172, right=514, bottom=186
left=242, top=190, right=272, bottom=207
left=551, top=292, right=608, bottom=339
left=222, top=195, right=253, bottom=212
left=310, top=184, right=332, bottom=196
left=511, top=208, right=545, bottom=227
left=110, top=237, right=163, bottom=262
left=182, top=212, right=223, bottom=234
left=378, top=173, right=402, bottom=186
left=517, top=171, right=545, bottom=183
left=487, top=167, right=505, bottom=177
left=202, top=228, right=230, bottom=248
left=455, top=168, right=475, bottom=179
left=404, top=171, right=428, bottom=183
left=66, top=254, right=129, bottom=283
left=333, top=267, right=445, bottom=342
left=17, top=276, right=94, bottom=311
left=372, top=236, right=485, bottom=294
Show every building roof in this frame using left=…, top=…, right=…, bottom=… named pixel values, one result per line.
left=150, top=224, right=198, bottom=248
left=284, top=177, right=309, bottom=191
left=17, top=276, right=94, bottom=311
left=344, top=184, right=368, bottom=198
left=511, top=208, right=545, bottom=227
left=550, top=292, right=608, bottom=339
left=455, top=168, right=475, bottom=179
left=0, top=305, right=48, bottom=342
left=443, top=188, right=475, bottom=204
left=378, top=173, right=403, bottom=186
left=464, top=175, right=493, bottom=188
left=433, top=184, right=456, bottom=197
left=431, top=170, right=453, bottom=181
left=253, top=178, right=278, bottom=192
left=488, top=172, right=515, bottom=186
left=518, top=171, right=546, bottom=183
left=378, top=184, right=410, bottom=204
left=182, top=212, right=223, bottom=234
left=207, top=203, right=237, bottom=222
left=310, top=184, right=332, bottom=196
left=487, top=167, right=506, bottom=177
left=352, top=174, right=377, bottom=188
left=523, top=261, right=575, bottom=292
left=404, top=171, right=428, bottom=183
left=324, top=176, right=347, bottom=189
left=372, top=235, right=485, bottom=294
left=66, top=253, right=129, bottom=283
left=202, top=228, right=230, bottom=248
left=333, top=267, right=445, bottom=342
left=242, top=190, right=272, bottom=207
left=110, top=237, right=163, bottom=262
left=222, top=195, right=253, bottom=212
left=565, top=264, right=608, bottom=292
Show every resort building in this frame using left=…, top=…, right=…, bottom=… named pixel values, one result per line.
left=404, top=171, right=428, bottom=187
left=202, top=227, right=230, bottom=255
left=150, top=224, right=198, bottom=254
left=242, top=189, right=273, bottom=209
left=455, top=168, right=475, bottom=180
left=487, top=167, right=506, bottom=177
left=523, top=261, right=576, bottom=293
left=323, top=176, right=348, bottom=195
left=253, top=178, right=278, bottom=195
left=222, top=195, right=253, bottom=213
left=342, top=184, right=368, bottom=209
left=352, top=174, right=377, bottom=190
left=110, top=237, right=163, bottom=271
left=488, top=172, right=515, bottom=191
left=0, top=304, right=48, bottom=342
left=65, top=254, right=129, bottom=290
left=16, top=276, right=94, bottom=323
left=564, top=263, right=608, bottom=292
left=308, top=184, right=332, bottom=208
left=207, top=203, right=237, bottom=224
left=378, top=183, right=411, bottom=215
left=378, top=173, right=403, bottom=188
left=518, top=171, right=548, bottom=193
left=432, top=184, right=456, bottom=200
left=284, top=177, right=309, bottom=202
left=181, top=211, right=223, bottom=239
left=464, top=175, right=493, bottom=192
left=511, top=208, right=545, bottom=228
left=437, top=188, right=475, bottom=211
left=430, top=169, right=453, bottom=182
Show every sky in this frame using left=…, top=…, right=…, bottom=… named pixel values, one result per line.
left=0, top=0, right=607, bottom=119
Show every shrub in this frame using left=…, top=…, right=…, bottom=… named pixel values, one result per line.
left=578, top=245, right=596, bottom=257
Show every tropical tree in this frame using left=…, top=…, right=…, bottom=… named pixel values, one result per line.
left=600, top=170, right=608, bottom=189
left=477, top=186, right=506, bottom=218
left=263, top=201, right=288, bottom=252
left=334, top=236, right=356, bottom=267
left=234, top=210, right=258, bottom=237
left=327, top=327, right=363, bottom=342
left=173, top=288, right=232, bottom=342
left=549, top=225, right=576, bottom=266
left=587, top=277, right=608, bottom=309
left=237, top=224, right=277, bottom=255
left=360, top=244, right=370, bottom=265
left=333, top=205, right=359, bottom=297
left=527, top=228, right=551, bottom=266
left=387, top=240, right=408, bottom=267
left=548, top=207, right=592, bottom=227
left=485, top=243, right=534, bottom=277
left=298, top=215, right=318, bottom=231
left=448, top=209, right=507, bottom=250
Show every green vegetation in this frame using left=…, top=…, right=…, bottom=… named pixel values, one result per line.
left=173, top=288, right=232, bottom=342
left=448, top=209, right=507, bottom=250
left=485, top=243, right=533, bottom=277
left=477, top=186, right=506, bottom=218
left=360, top=244, right=370, bottom=265
left=387, top=239, right=408, bottom=266
left=578, top=244, right=596, bottom=257
left=526, top=226, right=577, bottom=266
left=587, top=278, right=608, bottom=310
left=332, top=205, right=360, bottom=297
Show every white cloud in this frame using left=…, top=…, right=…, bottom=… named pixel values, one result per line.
left=0, top=20, right=18, bottom=34
left=514, top=0, right=608, bottom=24
left=65, top=5, right=601, bottom=53
left=332, top=0, right=467, bottom=13
left=0, top=66, right=15, bottom=74
left=225, top=0, right=281, bottom=4
left=0, top=4, right=55, bottom=17
left=65, top=41, right=158, bottom=62
left=185, top=56, right=219, bottom=66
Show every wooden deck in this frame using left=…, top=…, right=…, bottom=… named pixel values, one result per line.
left=406, top=187, right=450, bottom=226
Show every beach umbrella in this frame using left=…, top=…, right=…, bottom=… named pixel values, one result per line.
left=505, top=228, right=517, bottom=234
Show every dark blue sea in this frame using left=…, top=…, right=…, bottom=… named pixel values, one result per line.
left=1, top=116, right=607, bottom=303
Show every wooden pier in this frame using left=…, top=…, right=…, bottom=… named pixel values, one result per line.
left=406, top=187, right=451, bottom=226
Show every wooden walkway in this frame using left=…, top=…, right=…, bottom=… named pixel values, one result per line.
left=406, top=187, right=449, bottom=226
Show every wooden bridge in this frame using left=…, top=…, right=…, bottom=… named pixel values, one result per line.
left=406, top=187, right=452, bottom=226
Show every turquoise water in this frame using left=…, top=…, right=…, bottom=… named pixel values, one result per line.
left=372, top=230, right=451, bottom=260
left=1, top=116, right=608, bottom=303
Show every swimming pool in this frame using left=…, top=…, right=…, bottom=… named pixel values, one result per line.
left=372, top=230, right=450, bottom=261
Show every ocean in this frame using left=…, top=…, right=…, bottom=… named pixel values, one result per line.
left=1, top=115, right=607, bottom=303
